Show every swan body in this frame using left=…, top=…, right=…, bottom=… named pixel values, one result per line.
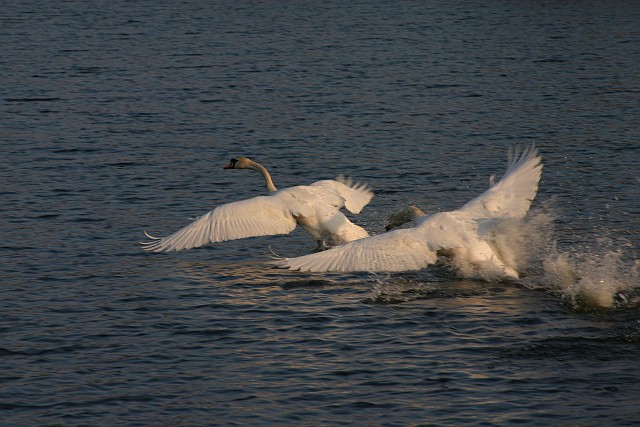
left=277, top=145, right=543, bottom=280
left=141, top=157, right=373, bottom=252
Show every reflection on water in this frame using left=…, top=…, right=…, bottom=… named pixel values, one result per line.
left=173, top=259, right=360, bottom=288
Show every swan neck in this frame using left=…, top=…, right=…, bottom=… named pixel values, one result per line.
left=250, top=161, right=277, bottom=193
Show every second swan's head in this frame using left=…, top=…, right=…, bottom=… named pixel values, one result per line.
left=223, top=157, right=253, bottom=169
left=385, top=205, right=427, bottom=231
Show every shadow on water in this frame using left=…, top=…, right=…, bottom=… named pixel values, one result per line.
left=170, top=257, right=365, bottom=290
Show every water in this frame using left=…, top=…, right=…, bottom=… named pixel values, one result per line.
left=2, top=0, right=639, bottom=425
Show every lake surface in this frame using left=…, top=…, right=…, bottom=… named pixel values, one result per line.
left=2, top=0, right=639, bottom=425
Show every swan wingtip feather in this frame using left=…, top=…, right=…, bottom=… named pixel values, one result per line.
left=266, top=245, right=285, bottom=260
left=140, top=230, right=167, bottom=251
left=143, top=230, right=161, bottom=240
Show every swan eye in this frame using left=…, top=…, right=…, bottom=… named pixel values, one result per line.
left=230, top=158, right=238, bottom=163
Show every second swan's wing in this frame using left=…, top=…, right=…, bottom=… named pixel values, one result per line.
left=276, top=228, right=437, bottom=272
left=459, top=144, right=542, bottom=219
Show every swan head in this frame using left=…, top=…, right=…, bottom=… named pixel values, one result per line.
left=223, top=157, right=253, bottom=169
left=223, top=156, right=277, bottom=193
left=385, top=205, right=426, bottom=231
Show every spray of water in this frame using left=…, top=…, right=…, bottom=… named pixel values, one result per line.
left=500, top=204, right=640, bottom=310
left=540, top=241, right=640, bottom=310
left=423, top=207, right=558, bottom=283
left=368, top=203, right=640, bottom=310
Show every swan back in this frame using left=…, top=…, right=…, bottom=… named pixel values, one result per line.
left=278, top=180, right=373, bottom=246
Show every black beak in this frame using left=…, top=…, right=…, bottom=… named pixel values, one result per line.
left=223, top=158, right=238, bottom=169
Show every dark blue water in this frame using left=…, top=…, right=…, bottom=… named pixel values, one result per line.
left=2, top=1, right=639, bottom=425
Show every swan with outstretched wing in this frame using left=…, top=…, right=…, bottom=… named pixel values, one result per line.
left=277, top=145, right=542, bottom=279
left=141, top=157, right=373, bottom=252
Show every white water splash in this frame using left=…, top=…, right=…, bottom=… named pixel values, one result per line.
left=511, top=206, right=640, bottom=309
left=366, top=203, right=639, bottom=310
left=446, top=205, right=638, bottom=309
left=447, top=208, right=556, bottom=282
left=541, top=243, right=640, bottom=309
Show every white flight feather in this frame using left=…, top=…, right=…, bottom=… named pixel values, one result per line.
left=459, top=144, right=542, bottom=219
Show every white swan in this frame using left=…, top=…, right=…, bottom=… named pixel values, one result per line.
left=277, top=144, right=543, bottom=280
left=141, top=157, right=373, bottom=252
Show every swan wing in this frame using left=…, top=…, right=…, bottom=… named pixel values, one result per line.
left=276, top=228, right=437, bottom=272
left=311, top=177, right=374, bottom=214
left=459, top=144, right=542, bottom=219
left=142, top=195, right=297, bottom=252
